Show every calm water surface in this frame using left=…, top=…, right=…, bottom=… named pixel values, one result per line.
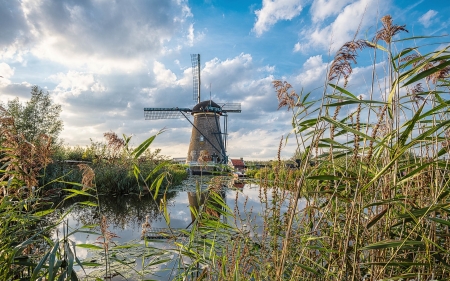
left=55, top=176, right=296, bottom=280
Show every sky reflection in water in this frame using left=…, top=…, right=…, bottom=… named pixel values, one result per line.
left=56, top=176, right=301, bottom=279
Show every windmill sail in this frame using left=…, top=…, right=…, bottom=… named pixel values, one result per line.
left=191, top=54, right=201, bottom=104
left=221, top=103, right=241, bottom=113
left=144, top=108, right=192, bottom=120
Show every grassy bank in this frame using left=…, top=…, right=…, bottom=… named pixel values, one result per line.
left=39, top=132, right=188, bottom=194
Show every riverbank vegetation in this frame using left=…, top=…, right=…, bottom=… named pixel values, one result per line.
left=175, top=15, right=450, bottom=280
left=41, top=132, right=187, bottom=194
left=1, top=15, right=450, bottom=280
left=209, top=15, right=450, bottom=280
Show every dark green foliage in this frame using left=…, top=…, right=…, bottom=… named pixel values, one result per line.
left=3, top=85, right=63, bottom=145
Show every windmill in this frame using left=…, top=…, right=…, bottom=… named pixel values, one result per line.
left=144, top=54, right=241, bottom=174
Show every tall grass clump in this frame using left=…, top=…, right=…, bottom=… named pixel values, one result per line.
left=40, top=131, right=188, bottom=194
left=1, top=105, right=177, bottom=279
left=0, top=105, right=88, bottom=280
left=270, top=15, right=450, bottom=280
left=176, top=15, right=450, bottom=281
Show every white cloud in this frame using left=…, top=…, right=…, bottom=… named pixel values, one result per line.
left=187, top=24, right=195, bottom=46
left=153, top=61, right=178, bottom=87
left=419, top=10, right=438, bottom=28
left=310, top=0, right=354, bottom=22
left=1, top=0, right=192, bottom=72
left=301, top=0, right=382, bottom=52
left=0, top=62, right=14, bottom=81
left=294, top=55, right=328, bottom=87
left=228, top=128, right=297, bottom=160
left=50, top=71, right=105, bottom=97
left=253, top=0, right=303, bottom=36
left=293, top=42, right=306, bottom=53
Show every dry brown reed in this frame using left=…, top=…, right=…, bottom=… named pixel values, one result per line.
left=274, top=80, right=299, bottom=110
left=328, top=39, right=370, bottom=86
left=0, top=106, right=53, bottom=192
left=374, top=15, right=408, bottom=44
left=78, top=163, right=95, bottom=190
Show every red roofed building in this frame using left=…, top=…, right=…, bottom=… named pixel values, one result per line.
left=229, top=158, right=245, bottom=172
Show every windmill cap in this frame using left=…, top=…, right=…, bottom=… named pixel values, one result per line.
left=192, top=100, right=222, bottom=114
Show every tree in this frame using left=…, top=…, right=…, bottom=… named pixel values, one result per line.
left=5, top=85, right=63, bottom=144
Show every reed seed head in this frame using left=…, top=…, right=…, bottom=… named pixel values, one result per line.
left=328, top=39, right=369, bottom=85
left=374, top=15, right=408, bottom=44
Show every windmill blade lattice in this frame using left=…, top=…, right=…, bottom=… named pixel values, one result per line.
left=191, top=54, right=201, bottom=104
left=221, top=103, right=241, bottom=113
left=144, top=108, right=192, bottom=120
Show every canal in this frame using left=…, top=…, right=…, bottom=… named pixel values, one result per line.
left=54, top=175, right=293, bottom=280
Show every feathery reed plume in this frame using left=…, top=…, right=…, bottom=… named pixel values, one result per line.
left=141, top=215, right=151, bottom=238
left=97, top=215, right=119, bottom=250
left=352, top=98, right=362, bottom=162
left=328, top=39, right=370, bottom=86
left=374, top=15, right=408, bottom=44
left=367, top=105, right=387, bottom=161
left=274, top=136, right=283, bottom=184
left=78, top=164, right=95, bottom=190
left=328, top=105, right=341, bottom=162
left=430, top=60, right=450, bottom=84
left=103, top=131, right=125, bottom=160
left=273, top=80, right=299, bottom=110
left=96, top=215, right=119, bottom=279
left=409, top=83, right=425, bottom=104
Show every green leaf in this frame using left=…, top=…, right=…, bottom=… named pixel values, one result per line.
left=403, top=59, right=450, bottom=87
left=429, top=217, right=450, bottom=227
left=395, top=100, right=425, bottom=150
left=81, top=262, right=102, bottom=266
left=111, top=244, right=141, bottom=249
left=48, top=241, right=60, bottom=281
left=63, top=188, right=95, bottom=198
left=363, top=240, right=424, bottom=250
left=79, top=201, right=98, bottom=207
left=393, top=34, right=448, bottom=42
left=392, top=47, right=417, bottom=61
left=151, top=172, right=166, bottom=199
left=328, top=83, right=358, bottom=99
left=132, top=129, right=165, bottom=158
left=366, top=207, right=388, bottom=229
left=307, top=175, right=352, bottom=181
left=321, top=116, right=379, bottom=144
left=295, top=263, right=318, bottom=275
left=31, top=251, right=50, bottom=280
left=145, top=161, right=169, bottom=183
left=325, top=100, right=385, bottom=107
left=34, top=208, right=55, bottom=217
left=75, top=244, right=103, bottom=250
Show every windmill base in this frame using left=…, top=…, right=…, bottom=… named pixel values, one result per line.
left=187, top=163, right=229, bottom=176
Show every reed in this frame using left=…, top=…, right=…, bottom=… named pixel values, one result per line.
left=273, top=15, right=450, bottom=280
left=176, top=15, right=450, bottom=281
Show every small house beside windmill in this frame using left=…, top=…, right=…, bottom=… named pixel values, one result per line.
left=144, top=54, right=241, bottom=174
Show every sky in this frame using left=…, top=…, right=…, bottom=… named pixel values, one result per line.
left=1, top=0, right=449, bottom=160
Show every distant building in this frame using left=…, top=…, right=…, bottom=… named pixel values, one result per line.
left=229, top=158, right=245, bottom=172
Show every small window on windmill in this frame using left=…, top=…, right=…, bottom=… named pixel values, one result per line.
left=199, top=135, right=204, bottom=142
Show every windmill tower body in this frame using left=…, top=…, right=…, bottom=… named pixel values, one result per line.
left=187, top=101, right=224, bottom=164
